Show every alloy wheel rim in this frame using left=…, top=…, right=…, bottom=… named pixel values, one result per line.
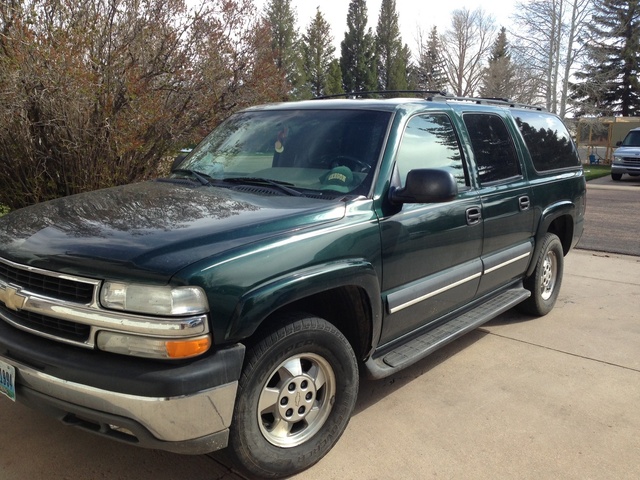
left=257, top=352, right=336, bottom=448
left=540, top=250, right=558, bottom=301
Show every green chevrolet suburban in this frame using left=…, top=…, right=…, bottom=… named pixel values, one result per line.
left=0, top=95, right=586, bottom=478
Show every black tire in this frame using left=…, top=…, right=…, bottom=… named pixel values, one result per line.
left=517, top=233, right=564, bottom=316
left=611, top=173, right=622, bottom=181
left=228, top=314, right=359, bottom=478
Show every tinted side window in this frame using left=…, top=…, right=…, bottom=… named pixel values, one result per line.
left=515, top=110, right=580, bottom=171
left=395, top=114, right=468, bottom=187
left=463, top=113, right=521, bottom=184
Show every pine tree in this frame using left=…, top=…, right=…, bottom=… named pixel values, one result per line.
left=264, top=0, right=305, bottom=99
left=340, top=0, right=377, bottom=93
left=375, top=0, right=408, bottom=91
left=480, top=27, right=517, bottom=100
left=416, top=26, right=447, bottom=92
left=302, top=8, right=336, bottom=97
left=325, top=60, right=345, bottom=96
left=571, top=0, right=640, bottom=116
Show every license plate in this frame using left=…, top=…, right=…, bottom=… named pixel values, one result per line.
left=0, top=359, right=16, bottom=402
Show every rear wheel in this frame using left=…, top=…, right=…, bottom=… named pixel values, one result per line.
left=517, top=233, right=564, bottom=316
left=228, top=314, right=358, bottom=478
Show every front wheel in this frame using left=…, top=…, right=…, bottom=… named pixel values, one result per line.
left=228, top=314, right=359, bottom=478
left=611, top=173, right=622, bottom=181
left=517, top=233, right=564, bottom=316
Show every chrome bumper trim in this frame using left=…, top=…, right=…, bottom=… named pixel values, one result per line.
left=3, top=354, right=237, bottom=442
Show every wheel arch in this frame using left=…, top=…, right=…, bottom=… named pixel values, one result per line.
left=227, top=260, right=382, bottom=362
left=526, top=202, right=575, bottom=277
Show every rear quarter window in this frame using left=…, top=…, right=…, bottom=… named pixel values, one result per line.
left=514, top=111, right=580, bottom=171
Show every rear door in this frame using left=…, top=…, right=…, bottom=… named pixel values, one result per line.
left=462, top=112, right=534, bottom=297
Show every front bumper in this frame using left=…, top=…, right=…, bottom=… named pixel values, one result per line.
left=611, top=162, right=640, bottom=175
left=0, top=321, right=245, bottom=454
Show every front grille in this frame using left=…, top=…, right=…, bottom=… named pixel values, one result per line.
left=0, top=258, right=97, bottom=344
left=621, top=156, right=640, bottom=166
left=0, top=262, right=94, bottom=304
left=0, top=304, right=90, bottom=342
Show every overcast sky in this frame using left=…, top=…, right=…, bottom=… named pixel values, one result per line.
left=253, top=0, right=517, bottom=56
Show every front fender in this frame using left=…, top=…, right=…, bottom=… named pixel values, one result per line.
left=226, top=259, right=382, bottom=345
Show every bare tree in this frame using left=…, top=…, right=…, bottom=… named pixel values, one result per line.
left=509, top=50, right=547, bottom=105
left=511, top=0, right=593, bottom=116
left=441, top=8, right=496, bottom=97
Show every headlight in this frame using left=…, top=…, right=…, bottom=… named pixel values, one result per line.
left=100, top=282, right=209, bottom=315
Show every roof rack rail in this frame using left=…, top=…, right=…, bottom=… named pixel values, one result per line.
left=431, top=94, right=546, bottom=111
left=314, top=90, right=449, bottom=100
left=312, top=90, right=545, bottom=111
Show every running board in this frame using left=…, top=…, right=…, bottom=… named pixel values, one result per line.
left=365, top=286, right=530, bottom=379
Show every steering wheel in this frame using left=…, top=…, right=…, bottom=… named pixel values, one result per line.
left=331, top=155, right=371, bottom=173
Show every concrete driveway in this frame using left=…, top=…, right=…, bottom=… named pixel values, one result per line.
left=1, top=248, right=639, bottom=480
left=299, top=249, right=640, bottom=480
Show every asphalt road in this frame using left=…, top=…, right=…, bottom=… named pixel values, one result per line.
left=577, top=174, right=640, bottom=256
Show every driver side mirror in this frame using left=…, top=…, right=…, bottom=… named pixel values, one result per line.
left=389, top=169, right=458, bottom=205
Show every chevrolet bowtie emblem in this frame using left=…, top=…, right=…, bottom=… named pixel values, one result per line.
left=0, top=285, right=27, bottom=311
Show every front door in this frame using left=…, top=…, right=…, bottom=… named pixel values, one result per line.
left=378, top=112, right=483, bottom=345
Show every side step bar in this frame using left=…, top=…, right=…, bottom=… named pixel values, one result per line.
left=365, top=286, right=530, bottom=379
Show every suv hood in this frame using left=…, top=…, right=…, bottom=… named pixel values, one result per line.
left=0, top=181, right=346, bottom=281
left=614, top=145, right=640, bottom=158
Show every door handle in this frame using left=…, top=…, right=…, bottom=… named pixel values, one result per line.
left=519, top=196, right=531, bottom=211
left=466, top=207, right=482, bottom=225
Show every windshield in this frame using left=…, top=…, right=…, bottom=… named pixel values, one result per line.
left=621, top=130, right=640, bottom=147
left=174, top=109, right=391, bottom=196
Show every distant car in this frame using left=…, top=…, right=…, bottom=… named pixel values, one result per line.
left=612, top=127, right=640, bottom=180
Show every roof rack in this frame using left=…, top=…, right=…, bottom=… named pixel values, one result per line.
left=314, top=90, right=449, bottom=100
left=434, top=94, right=546, bottom=111
left=313, top=90, right=545, bottom=111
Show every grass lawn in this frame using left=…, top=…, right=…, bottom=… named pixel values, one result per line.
left=582, top=164, right=610, bottom=181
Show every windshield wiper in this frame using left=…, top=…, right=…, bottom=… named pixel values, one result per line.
left=172, top=169, right=212, bottom=186
left=221, top=177, right=304, bottom=197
